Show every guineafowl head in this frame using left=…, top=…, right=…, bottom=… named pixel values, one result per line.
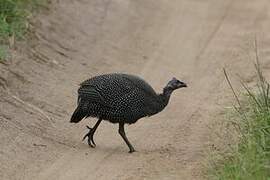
left=163, top=77, right=187, bottom=96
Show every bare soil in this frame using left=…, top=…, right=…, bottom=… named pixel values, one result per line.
left=1, top=0, right=270, bottom=179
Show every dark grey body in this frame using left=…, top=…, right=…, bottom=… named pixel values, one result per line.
left=71, top=73, right=169, bottom=124
left=70, top=73, right=187, bottom=153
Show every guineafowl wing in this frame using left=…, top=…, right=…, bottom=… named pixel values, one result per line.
left=78, top=85, right=110, bottom=107
left=79, top=74, right=135, bottom=107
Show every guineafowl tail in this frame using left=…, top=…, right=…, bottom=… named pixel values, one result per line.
left=70, top=97, right=87, bottom=123
left=70, top=106, right=84, bottom=123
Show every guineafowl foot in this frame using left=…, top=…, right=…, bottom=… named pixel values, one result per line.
left=82, top=125, right=96, bottom=148
left=82, top=118, right=102, bottom=148
left=129, top=148, right=136, bottom=153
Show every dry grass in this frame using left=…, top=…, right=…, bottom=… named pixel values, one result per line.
left=208, top=40, right=270, bottom=180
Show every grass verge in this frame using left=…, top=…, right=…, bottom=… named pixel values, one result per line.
left=0, top=45, right=8, bottom=60
left=208, top=42, right=270, bottom=180
left=0, top=0, right=48, bottom=61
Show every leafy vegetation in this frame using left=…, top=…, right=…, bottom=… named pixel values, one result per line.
left=208, top=43, right=270, bottom=180
left=0, top=0, right=47, bottom=60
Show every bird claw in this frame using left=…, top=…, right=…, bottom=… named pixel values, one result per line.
left=129, top=148, right=136, bottom=153
left=82, top=125, right=96, bottom=148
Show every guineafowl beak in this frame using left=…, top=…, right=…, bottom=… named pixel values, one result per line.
left=181, top=82, right=187, bottom=88
left=178, top=81, right=187, bottom=88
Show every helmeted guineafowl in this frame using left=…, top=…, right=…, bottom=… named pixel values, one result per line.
left=70, top=73, right=187, bottom=153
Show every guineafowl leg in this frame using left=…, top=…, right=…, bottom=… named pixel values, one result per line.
left=83, top=118, right=102, bottom=148
left=118, top=122, right=135, bottom=153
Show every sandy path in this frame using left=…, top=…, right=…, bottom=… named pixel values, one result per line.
left=1, top=0, right=270, bottom=179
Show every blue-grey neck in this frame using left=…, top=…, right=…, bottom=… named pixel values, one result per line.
left=154, top=87, right=173, bottom=113
left=146, top=87, right=174, bottom=117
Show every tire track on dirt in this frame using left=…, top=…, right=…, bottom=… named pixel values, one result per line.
left=194, top=0, right=233, bottom=62
left=47, top=1, right=238, bottom=180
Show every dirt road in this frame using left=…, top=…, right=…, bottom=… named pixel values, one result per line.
left=1, top=0, right=270, bottom=179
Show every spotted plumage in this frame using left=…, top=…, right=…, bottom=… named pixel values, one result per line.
left=70, top=73, right=187, bottom=153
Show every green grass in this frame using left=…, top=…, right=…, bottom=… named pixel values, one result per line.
left=0, top=0, right=48, bottom=60
left=0, top=45, right=8, bottom=61
left=208, top=45, right=270, bottom=180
